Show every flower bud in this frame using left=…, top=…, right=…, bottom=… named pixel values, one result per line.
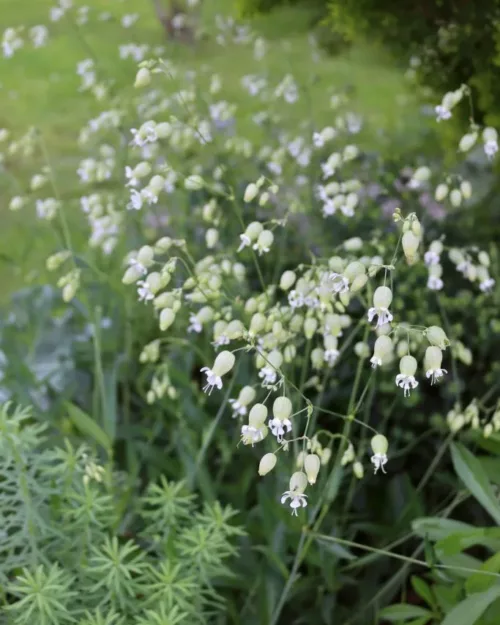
left=46, top=250, right=71, bottom=271
left=137, top=245, right=155, bottom=267
left=413, top=166, right=431, bottom=182
left=205, top=228, right=219, bottom=249
left=450, top=189, right=462, bottom=207
left=249, top=403, right=268, bottom=427
left=435, top=183, right=449, bottom=202
left=344, top=261, right=366, bottom=283
left=212, top=351, right=235, bottom=377
left=284, top=344, right=296, bottom=363
left=353, top=461, right=364, bottom=479
left=156, top=122, right=171, bottom=138
left=259, top=453, right=277, bottom=476
left=354, top=342, right=370, bottom=358
left=134, top=161, right=152, bottom=178
left=280, top=270, right=296, bottom=291
left=250, top=312, right=266, bottom=335
left=399, top=354, right=417, bottom=376
left=425, top=325, right=450, bottom=350
left=159, top=308, right=175, bottom=331
left=134, top=67, right=151, bottom=88
left=320, top=448, right=331, bottom=465
left=402, top=231, right=419, bottom=264
left=146, top=272, right=162, bottom=294
left=289, top=471, right=308, bottom=493
left=460, top=180, right=472, bottom=199
left=350, top=273, right=368, bottom=293
left=273, top=396, right=292, bottom=420
left=304, top=317, right=318, bottom=340
left=459, top=131, right=478, bottom=152
left=244, top=183, right=259, bottom=203
left=123, top=265, right=143, bottom=284
left=373, top=286, right=392, bottom=309
left=483, top=127, right=498, bottom=143
left=478, top=251, right=490, bottom=267
left=371, top=434, right=388, bottom=456
left=343, top=237, right=363, bottom=251
left=311, top=347, right=324, bottom=369
left=62, top=281, right=78, bottom=302
left=304, top=454, right=321, bottom=484
left=238, top=386, right=256, bottom=408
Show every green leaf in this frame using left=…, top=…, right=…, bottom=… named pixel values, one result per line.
left=378, top=604, right=432, bottom=621
left=465, top=552, right=500, bottom=594
left=412, top=517, right=473, bottom=541
left=411, top=576, right=436, bottom=610
left=315, top=537, right=356, bottom=561
left=436, top=528, right=500, bottom=556
left=65, top=401, right=111, bottom=453
left=451, top=443, right=500, bottom=525
left=441, top=586, right=500, bottom=625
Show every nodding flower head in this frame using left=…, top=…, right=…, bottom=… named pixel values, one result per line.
left=370, top=434, right=388, bottom=474
left=370, top=335, right=393, bottom=368
left=395, top=355, right=419, bottom=397
left=200, top=350, right=235, bottom=394
left=229, top=385, right=256, bottom=418
left=424, top=346, right=447, bottom=385
left=241, top=403, right=268, bottom=446
left=281, top=471, right=308, bottom=516
left=368, top=286, right=393, bottom=327
left=269, top=396, right=292, bottom=442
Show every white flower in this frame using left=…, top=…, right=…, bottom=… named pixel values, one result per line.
left=281, top=471, right=308, bottom=516
left=127, top=189, right=143, bottom=211
left=368, top=286, right=394, bottom=327
left=238, top=234, right=251, bottom=252
left=427, top=275, right=443, bottom=291
left=395, top=355, right=419, bottom=397
left=484, top=140, right=498, bottom=159
left=435, top=105, right=451, bottom=122
left=329, top=272, right=349, bottom=294
left=200, top=350, right=235, bottom=394
left=324, top=349, right=339, bottom=367
left=370, top=435, right=388, bottom=474
left=258, top=366, right=277, bottom=386
left=187, top=314, right=202, bottom=333
left=480, top=277, right=495, bottom=293
left=137, top=280, right=154, bottom=302
left=241, top=424, right=266, bottom=445
left=425, top=346, right=448, bottom=385
left=424, top=250, right=440, bottom=266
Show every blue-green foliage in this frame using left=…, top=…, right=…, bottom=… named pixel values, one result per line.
left=0, top=403, right=243, bottom=624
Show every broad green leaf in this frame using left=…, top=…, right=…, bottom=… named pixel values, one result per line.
left=379, top=604, right=432, bottom=621
left=65, top=401, right=111, bottom=453
left=441, top=586, right=500, bottom=625
left=466, top=552, right=500, bottom=594
left=412, top=517, right=473, bottom=541
left=451, top=443, right=500, bottom=525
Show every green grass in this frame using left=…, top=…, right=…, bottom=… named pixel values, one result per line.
left=0, top=0, right=426, bottom=299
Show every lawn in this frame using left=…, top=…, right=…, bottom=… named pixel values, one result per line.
left=0, top=0, right=425, bottom=300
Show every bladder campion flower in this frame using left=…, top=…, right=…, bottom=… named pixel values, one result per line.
left=281, top=471, right=308, bottom=516
left=370, top=434, right=388, bottom=474
left=370, top=335, right=393, bottom=368
left=229, top=386, right=256, bottom=418
left=269, top=396, right=293, bottom=442
left=200, top=350, right=235, bottom=394
left=368, top=286, right=393, bottom=327
left=241, top=403, right=268, bottom=445
left=424, top=346, right=448, bottom=385
left=395, top=355, right=419, bottom=396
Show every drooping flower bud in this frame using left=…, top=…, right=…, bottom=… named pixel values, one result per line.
left=460, top=180, right=472, bottom=199
left=353, top=461, right=364, bottom=479
left=304, top=317, right=318, bottom=340
left=279, top=270, right=296, bottom=291
left=249, top=312, right=266, bottom=336
left=402, top=230, right=420, bottom=264
left=134, top=67, right=151, bottom=88
left=244, top=183, right=259, bottom=203
left=450, top=189, right=462, bottom=207
left=344, top=261, right=366, bottom=283
left=205, top=228, right=219, bottom=249
left=304, top=454, right=321, bottom=484
left=459, top=131, right=478, bottom=153
left=370, top=335, right=393, bottom=368
left=259, top=453, right=277, bottom=476
left=159, top=308, right=175, bottom=331
left=425, top=325, right=450, bottom=350
left=311, top=347, right=324, bottom=370
left=212, top=351, right=235, bottom=377
left=435, top=183, right=449, bottom=202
